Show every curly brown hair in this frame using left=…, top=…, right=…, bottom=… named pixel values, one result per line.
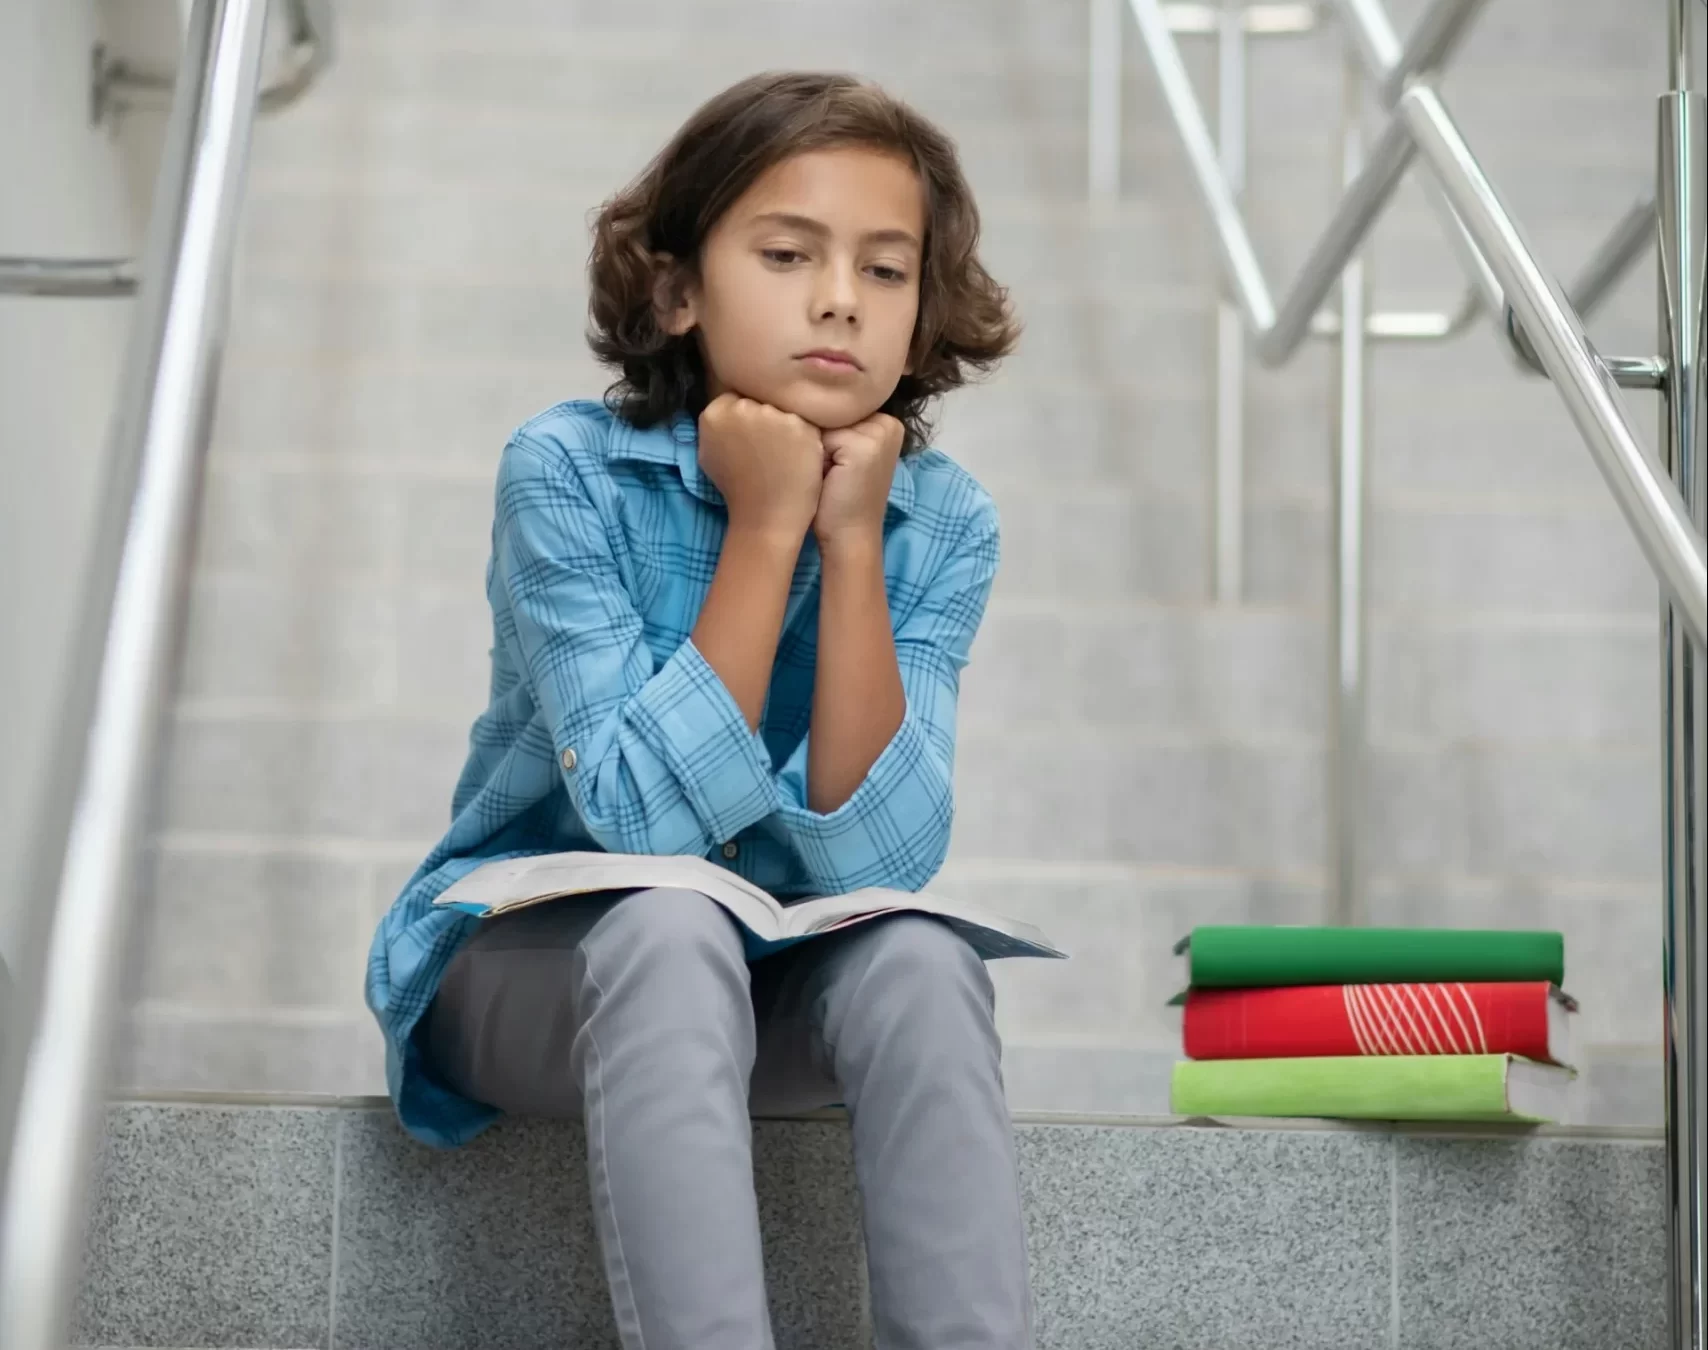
left=586, top=71, right=1018, bottom=454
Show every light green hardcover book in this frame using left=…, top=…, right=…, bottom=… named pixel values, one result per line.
left=1171, top=1055, right=1574, bottom=1123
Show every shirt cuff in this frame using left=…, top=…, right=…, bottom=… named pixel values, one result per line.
left=624, top=638, right=782, bottom=845
left=774, top=709, right=950, bottom=894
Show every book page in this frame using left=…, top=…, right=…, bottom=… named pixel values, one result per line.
left=435, top=852, right=786, bottom=938
left=791, top=887, right=1063, bottom=956
left=434, top=852, right=1065, bottom=959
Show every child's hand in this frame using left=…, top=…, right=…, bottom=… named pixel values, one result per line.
left=697, top=393, right=826, bottom=541
left=814, top=414, right=905, bottom=549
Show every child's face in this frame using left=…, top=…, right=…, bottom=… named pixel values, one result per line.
left=663, top=145, right=925, bottom=432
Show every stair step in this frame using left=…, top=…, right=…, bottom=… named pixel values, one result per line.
left=75, top=1098, right=1662, bottom=1349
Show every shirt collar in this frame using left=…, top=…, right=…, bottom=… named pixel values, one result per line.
left=609, top=410, right=917, bottom=521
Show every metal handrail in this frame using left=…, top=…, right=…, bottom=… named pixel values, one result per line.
left=1126, top=0, right=1475, bottom=359
left=1087, top=2, right=1657, bottom=357
left=1128, top=0, right=1706, bottom=644
left=0, top=0, right=332, bottom=301
left=1501, top=194, right=1663, bottom=382
left=0, top=1, right=271, bottom=1345
left=93, top=0, right=332, bottom=120
left=1399, top=82, right=1706, bottom=643
left=1129, top=0, right=1705, bottom=1341
left=1134, top=0, right=1674, bottom=386
left=1331, top=0, right=1671, bottom=386
left=1306, top=188, right=1658, bottom=365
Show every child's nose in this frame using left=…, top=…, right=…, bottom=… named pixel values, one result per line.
left=813, top=262, right=860, bottom=324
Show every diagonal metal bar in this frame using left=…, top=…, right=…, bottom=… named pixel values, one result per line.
left=1089, top=1, right=1318, bottom=204
left=1335, top=0, right=1404, bottom=73
left=1127, top=0, right=1464, bottom=364
left=1501, top=193, right=1662, bottom=378
left=1129, top=0, right=1703, bottom=636
left=1571, top=193, right=1661, bottom=318
left=1125, top=0, right=1660, bottom=371
left=1257, top=114, right=1417, bottom=361
left=1128, top=0, right=1276, bottom=329
left=1400, top=82, right=1707, bottom=645
left=1381, top=0, right=1487, bottom=103
left=1330, top=0, right=1667, bottom=384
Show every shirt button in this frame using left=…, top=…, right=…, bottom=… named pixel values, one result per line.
left=722, top=841, right=740, bottom=860
left=560, top=747, right=578, bottom=771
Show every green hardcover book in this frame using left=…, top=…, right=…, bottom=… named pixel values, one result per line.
left=1171, top=1055, right=1573, bottom=1122
left=1175, top=925, right=1564, bottom=988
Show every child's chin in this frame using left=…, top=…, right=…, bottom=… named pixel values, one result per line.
left=767, top=384, right=885, bottom=432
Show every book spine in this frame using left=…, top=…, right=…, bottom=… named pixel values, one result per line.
left=1182, top=982, right=1556, bottom=1062
left=1187, top=927, right=1565, bottom=987
left=1170, top=1055, right=1517, bottom=1120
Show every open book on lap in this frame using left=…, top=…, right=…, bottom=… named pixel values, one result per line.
left=433, top=851, right=1068, bottom=962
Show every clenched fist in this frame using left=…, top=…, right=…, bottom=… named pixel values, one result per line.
left=696, top=393, right=826, bottom=541
left=813, top=413, right=905, bottom=548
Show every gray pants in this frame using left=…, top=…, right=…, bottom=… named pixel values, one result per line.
left=424, top=887, right=1035, bottom=1350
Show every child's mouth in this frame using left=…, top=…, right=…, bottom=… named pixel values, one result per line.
left=797, top=350, right=862, bottom=373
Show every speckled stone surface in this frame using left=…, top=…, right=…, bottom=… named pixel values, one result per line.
left=1395, top=1136, right=1665, bottom=1350
left=331, top=1111, right=615, bottom=1350
left=73, top=1103, right=336, bottom=1349
left=1017, top=1122, right=1392, bottom=1350
left=333, top=1109, right=868, bottom=1350
left=751, top=1120, right=871, bottom=1349
left=74, top=1102, right=1678, bottom=1350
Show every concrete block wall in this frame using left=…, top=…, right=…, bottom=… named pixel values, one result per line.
left=119, top=0, right=1680, bottom=1122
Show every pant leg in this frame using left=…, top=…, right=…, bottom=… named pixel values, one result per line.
left=752, top=915, right=1035, bottom=1350
left=424, top=887, right=774, bottom=1350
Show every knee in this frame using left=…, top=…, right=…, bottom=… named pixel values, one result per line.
left=825, top=917, right=1000, bottom=1086
left=583, top=887, right=749, bottom=999
left=851, top=915, right=995, bottom=1021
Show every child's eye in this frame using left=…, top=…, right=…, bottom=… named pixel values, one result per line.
left=868, top=264, right=909, bottom=284
left=762, top=248, right=806, bottom=265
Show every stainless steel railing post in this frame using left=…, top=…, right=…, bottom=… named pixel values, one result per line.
left=0, top=0, right=270, bottom=1344
left=1329, top=49, right=1371, bottom=929
left=1659, top=4, right=1707, bottom=1344
left=1088, top=0, right=1124, bottom=203
left=1213, top=0, right=1248, bottom=604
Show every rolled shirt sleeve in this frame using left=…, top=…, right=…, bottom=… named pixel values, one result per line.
left=770, top=499, right=1000, bottom=895
left=494, top=436, right=781, bottom=856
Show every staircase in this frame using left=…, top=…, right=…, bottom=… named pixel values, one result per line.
left=127, top=0, right=1668, bottom=1128
left=75, top=1099, right=1662, bottom=1349
left=2, top=0, right=1690, bottom=1344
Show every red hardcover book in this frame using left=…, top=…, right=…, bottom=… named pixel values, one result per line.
left=1182, top=981, right=1575, bottom=1066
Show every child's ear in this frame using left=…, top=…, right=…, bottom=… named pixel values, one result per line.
left=652, top=254, right=699, bottom=336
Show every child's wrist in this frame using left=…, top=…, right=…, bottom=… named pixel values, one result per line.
left=814, top=523, right=885, bottom=563
left=726, top=515, right=812, bottom=558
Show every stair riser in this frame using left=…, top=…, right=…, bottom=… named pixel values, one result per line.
left=77, top=1103, right=1663, bottom=1350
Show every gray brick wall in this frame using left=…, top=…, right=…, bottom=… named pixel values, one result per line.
left=123, top=0, right=1682, bottom=1123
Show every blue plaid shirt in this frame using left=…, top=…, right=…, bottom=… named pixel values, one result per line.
left=366, top=399, right=1000, bottom=1147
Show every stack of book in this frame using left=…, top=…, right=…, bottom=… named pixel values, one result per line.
left=1169, top=924, right=1577, bottom=1123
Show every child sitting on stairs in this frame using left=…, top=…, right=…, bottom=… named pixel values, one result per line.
left=365, top=70, right=1031, bottom=1349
